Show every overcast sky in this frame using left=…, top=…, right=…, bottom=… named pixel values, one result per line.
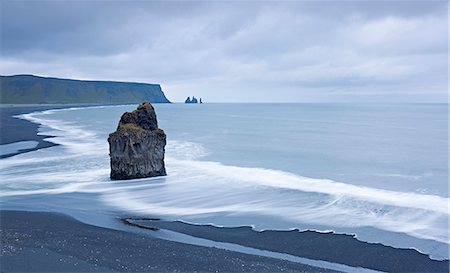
left=1, top=1, right=448, bottom=102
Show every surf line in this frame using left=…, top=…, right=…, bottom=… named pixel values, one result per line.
left=120, top=217, right=383, bottom=273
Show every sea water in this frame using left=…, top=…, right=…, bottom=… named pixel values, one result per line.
left=0, top=103, right=448, bottom=260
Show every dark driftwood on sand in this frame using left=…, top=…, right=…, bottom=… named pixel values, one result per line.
left=128, top=219, right=450, bottom=273
left=1, top=210, right=337, bottom=273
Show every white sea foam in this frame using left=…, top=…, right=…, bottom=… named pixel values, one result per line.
left=17, top=111, right=103, bottom=155
left=1, top=105, right=448, bottom=259
left=166, top=159, right=449, bottom=215
left=166, top=140, right=209, bottom=160
left=100, top=157, right=450, bottom=244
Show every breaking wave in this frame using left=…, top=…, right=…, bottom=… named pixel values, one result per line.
left=0, top=105, right=448, bottom=259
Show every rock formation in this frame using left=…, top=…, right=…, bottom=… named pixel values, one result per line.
left=185, top=96, right=199, bottom=103
left=108, top=102, right=166, bottom=180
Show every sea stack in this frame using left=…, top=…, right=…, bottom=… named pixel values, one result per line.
left=108, top=102, right=166, bottom=180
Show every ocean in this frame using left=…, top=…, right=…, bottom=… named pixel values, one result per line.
left=1, top=103, right=448, bottom=260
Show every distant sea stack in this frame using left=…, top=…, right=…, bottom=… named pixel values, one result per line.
left=108, top=102, right=166, bottom=180
left=185, top=96, right=203, bottom=103
left=0, top=75, right=170, bottom=104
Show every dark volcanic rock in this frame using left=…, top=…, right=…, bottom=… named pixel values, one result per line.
left=185, top=96, right=199, bottom=103
left=108, top=102, right=166, bottom=180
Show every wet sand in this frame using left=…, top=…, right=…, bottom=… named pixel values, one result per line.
left=0, top=104, right=105, bottom=158
left=0, top=105, right=61, bottom=158
left=127, top=218, right=449, bottom=273
left=1, top=105, right=448, bottom=273
left=1, top=210, right=338, bottom=273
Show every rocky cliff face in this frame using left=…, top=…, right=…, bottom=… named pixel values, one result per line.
left=0, top=75, right=171, bottom=104
left=108, top=102, right=166, bottom=180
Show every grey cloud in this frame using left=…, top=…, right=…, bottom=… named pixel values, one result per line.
left=0, top=0, right=447, bottom=102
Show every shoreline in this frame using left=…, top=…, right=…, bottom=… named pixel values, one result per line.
left=0, top=105, right=75, bottom=158
left=0, top=103, right=133, bottom=158
left=1, top=210, right=340, bottom=273
left=3, top=210, right=449, bottom=273
left=0, top=102, right=172, bottom=159
left=1, top=104, right=448, bottom=272
left=125, top=218, right=450, bottom=273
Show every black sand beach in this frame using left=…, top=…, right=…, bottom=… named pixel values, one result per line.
left=127, top=219, right=449, bottom=273
left=1, top=105, right=449, bottom=273
left=0, top=104, right=104, bottom=158
left=0, top=105, right=63, bottom=158
left=1, top=210, right=338, bottom=273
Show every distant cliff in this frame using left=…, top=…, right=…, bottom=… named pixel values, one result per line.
left=0, top=75, right=170, bottom=104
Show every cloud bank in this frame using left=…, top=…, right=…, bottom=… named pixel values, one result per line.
left=1, top=1, right=447, bottom=102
